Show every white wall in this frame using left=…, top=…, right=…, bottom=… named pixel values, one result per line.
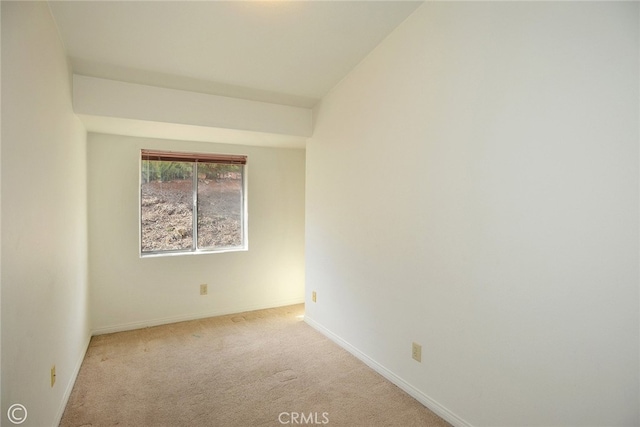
left=305, top=3, right=639, bottom=426
left=88, top=133, right=305, bottom=334
left=73, top=75, right=313, bottom=137
left=1, top=2, right=90, bottom=426
left=1, top=2, right=4, bottom=419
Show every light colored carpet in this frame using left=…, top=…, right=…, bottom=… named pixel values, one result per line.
left=60, top=304, right=451, bottom=427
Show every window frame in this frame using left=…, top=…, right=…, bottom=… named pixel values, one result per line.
left=139, top=149, right=248, bottom=257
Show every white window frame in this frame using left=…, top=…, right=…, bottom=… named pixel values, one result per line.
left=139, top=149, right=248, bottom=257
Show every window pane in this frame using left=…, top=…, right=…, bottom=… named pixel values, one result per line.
left=141, top=160, right=193, bottom=252
left=197, top=163, right=243, bottom=249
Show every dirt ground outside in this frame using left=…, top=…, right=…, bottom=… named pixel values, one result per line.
left=141, top=178, right=243, bottom=252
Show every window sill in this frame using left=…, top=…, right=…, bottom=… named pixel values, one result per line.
left=140, top=247, right=248, bottom=258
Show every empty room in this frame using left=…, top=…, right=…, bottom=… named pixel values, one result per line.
left=1, top=1, right=638, bottom=426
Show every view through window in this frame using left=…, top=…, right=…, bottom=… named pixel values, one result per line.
left=140, top=150, right=247, bottom=255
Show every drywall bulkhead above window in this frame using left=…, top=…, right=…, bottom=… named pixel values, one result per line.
left=72, top=75, right=313, bottom=138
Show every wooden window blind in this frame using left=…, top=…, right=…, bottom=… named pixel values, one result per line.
left=141, top=150, right=247, bottom=165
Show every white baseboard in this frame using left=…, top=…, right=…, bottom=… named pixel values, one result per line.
left=54, top=333, right=92, bottom=427
left=91, top=297, right=305, bottom=336
left=304, top=316, right=473, bottom=427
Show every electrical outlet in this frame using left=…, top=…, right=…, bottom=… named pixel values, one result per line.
left=51, top=365, right=56, bottom=387
left=200, top=284, right=208, bottom=295
left=312, top=291, right=316, bottom=303
left=412, top=342, right=422, bottom=362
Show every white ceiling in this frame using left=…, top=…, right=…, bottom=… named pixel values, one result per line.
left=49, top=1, right=423, bottom=109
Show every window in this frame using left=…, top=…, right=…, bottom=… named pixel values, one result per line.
left=140, top=150, right=247, bottom=256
